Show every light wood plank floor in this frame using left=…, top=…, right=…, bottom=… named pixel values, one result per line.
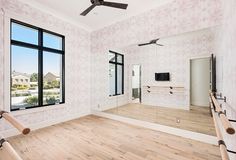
left=7, top=115, right=220, bottom=160
left=105, top=104, right=216, bottom=136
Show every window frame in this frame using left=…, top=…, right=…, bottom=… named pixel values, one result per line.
left=109, top=50, right=124, bottom=97
left=10, top=19, right=65, bottom=111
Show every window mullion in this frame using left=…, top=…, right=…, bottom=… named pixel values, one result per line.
left=122, top=55, right=124, bottom=94
left=62, top=43, right=65, bottom=102
left=115, top=54, right=118, bottom=96
left=38, top=29, right=43, bottom=106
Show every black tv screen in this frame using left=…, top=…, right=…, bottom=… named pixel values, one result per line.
left=155, top=73, right=170, bottom=81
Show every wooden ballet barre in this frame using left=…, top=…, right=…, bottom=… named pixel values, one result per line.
left=0, top=110, right=30, bottom=135
left=145, top=85, right=184, bottom=89
left=209, top=100, right=229, bottom=160
left=210, top=93, right=235, bottom=135
left=0, top=136, right=23, bottom=160
left=146, top=89, right=185, bottom=95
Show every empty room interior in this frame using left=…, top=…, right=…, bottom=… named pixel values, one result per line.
left=0, top=0, right=236, bottom=160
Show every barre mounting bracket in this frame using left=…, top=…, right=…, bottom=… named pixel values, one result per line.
left=216, top=96, right=227, bottom=102
left=227, top=149, right=236, bottom=154
left=0, top=138, right=6, bottom=148
left=0, top=111, right=7, bottom=119
left=218, top=111, right=226, bottom=117
left=229, top=119, right=236, bottom=123
left=218, top=139, right=236, bottom=155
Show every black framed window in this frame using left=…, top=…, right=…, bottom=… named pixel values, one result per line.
left=109, top=50, right=124, bottom=96
left=10, top=19, right=65, bottom=111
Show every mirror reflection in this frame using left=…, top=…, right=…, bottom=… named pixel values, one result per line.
left=98, top=27, right=218, bottom=136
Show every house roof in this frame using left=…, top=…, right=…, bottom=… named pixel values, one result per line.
left=44, top=72, right=59, bottom=78
left=12, top=71, right=31, bottom=78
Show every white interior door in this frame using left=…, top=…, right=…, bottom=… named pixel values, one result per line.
left=190, top=57, right=210, bottom=106
left=132, top=65, right=141, bottom=103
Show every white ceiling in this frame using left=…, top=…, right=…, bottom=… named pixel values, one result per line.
left=19, top=0, right=174, bottom=31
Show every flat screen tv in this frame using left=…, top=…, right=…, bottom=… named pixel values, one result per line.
left=155, top=73, right=170, bottom=81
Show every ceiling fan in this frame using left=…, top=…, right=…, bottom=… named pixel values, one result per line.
left=138, top=39, right=164, bottom=47
left=80, top=0, right=128, bottom=16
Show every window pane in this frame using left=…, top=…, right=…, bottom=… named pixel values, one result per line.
left=117, top=54, right=123, bottom=63
left=43, top=51, right=62, bottom=105
left=117, top=65, right=123, bottom=95
left=11, top=45, right=38, bottom=110
left=11, top=22, right=38, bottom=45
left=109, top=52, right=115, bottom=62
left=43, top=32, right=62, bottom=50
left=109, top=64, right=116, bottom=96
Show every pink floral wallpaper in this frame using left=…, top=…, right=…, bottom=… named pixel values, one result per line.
left=1, top=1, right=234, bottom=157
left=0, top=3, right=4, bottom=113
left=215, top=0, right=236, bottom=159
left=124, top=28, right=217, bottom=110
left=90, top=0, right=223, bottom=111
left=91, top=0, right=222, bottom=52
left=0, top=7, right=3, bottom=115
left=0, top=0, right=91, bottom=134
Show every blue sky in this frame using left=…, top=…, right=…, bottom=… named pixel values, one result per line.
left=11, top=23, right=62, bottom=76
left=12, top=45, right=61, bottom=75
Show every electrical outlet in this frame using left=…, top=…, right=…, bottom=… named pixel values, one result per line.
left=97, top=104, right=100, bottom=108
left=176, top=118, right=180, bottom=123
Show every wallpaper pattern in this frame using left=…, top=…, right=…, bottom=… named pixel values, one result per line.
left=124, top=28, right=216, bottom=109
left=1, top=1, right=234, bottom=157
left=0, top=2, right=4, bottom=114
left=215, top=0, right=236, bottom=159
left=0, top=0, right=91, bottom=134
left=91, top=0, right=222, bottom=52
left=90, top=0, right=223, bottom=111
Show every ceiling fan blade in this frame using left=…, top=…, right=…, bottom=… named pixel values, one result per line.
left=80, top=4, right=96, bottom=16
left=102, top=1, right=128, bottom=9
left=156, top=44, right=164, bottom=46
left=152, top=38, right=160, bottom=43
left=138, top=43, right=152, bottom=46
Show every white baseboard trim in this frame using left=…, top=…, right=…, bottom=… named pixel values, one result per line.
left=191, top=102, right=209, bottom=107
left=0, top=111, right=91, bottom=138
left=92, top=110, right=217, bottom=145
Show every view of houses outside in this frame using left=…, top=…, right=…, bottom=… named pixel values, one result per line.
left=11, top=22, right=63, bottom=110
left=11, top=71, right=61, bottom=110
left=11, top=46, right=62, bottom=110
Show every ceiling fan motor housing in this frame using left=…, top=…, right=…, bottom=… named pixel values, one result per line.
left=81, top=0, right=128, bottom=16
left=91, top=0, right=103, bottom=5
